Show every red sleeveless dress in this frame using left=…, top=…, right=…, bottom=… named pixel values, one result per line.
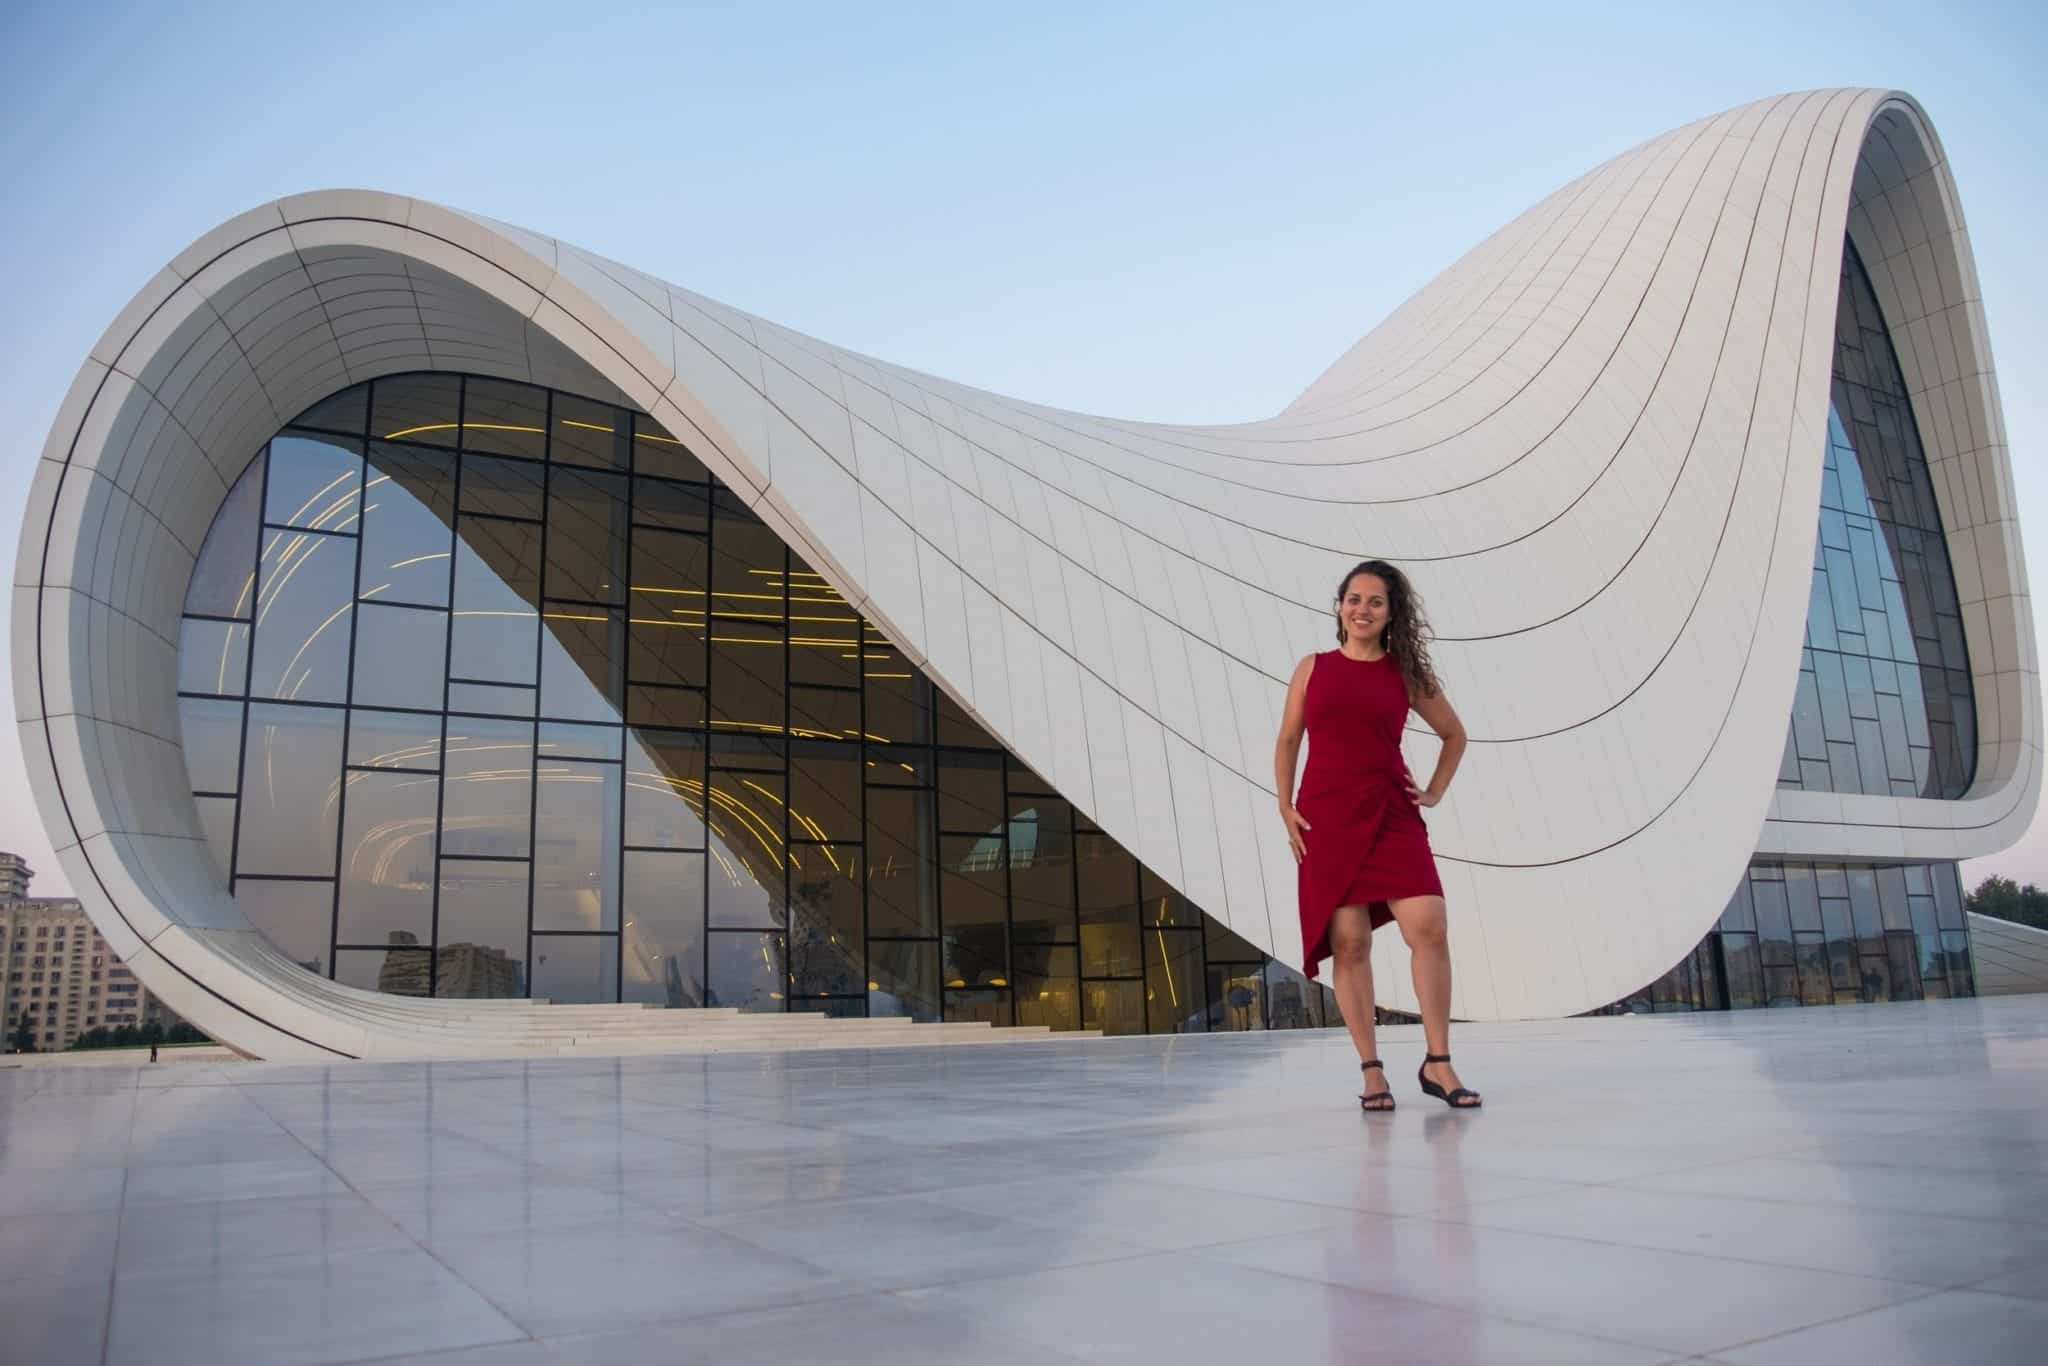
left=1295, top=649, right=1444, bottom=979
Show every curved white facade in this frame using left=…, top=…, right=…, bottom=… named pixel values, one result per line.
left=14, top=88, right=2036, bottom=1057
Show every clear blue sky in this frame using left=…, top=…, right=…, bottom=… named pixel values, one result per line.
left=2, top=0, right=2044, bottom=896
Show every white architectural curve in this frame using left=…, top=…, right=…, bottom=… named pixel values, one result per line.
left=13, top=87, right=2035, bottom=1057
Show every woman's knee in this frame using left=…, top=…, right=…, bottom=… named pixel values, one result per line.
left=1328, top=910, right=1373, bottom=966
left=1396, top=899, right=1449, bottom=951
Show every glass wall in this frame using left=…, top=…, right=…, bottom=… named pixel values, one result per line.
left=1778, top=239, right=1975, bottom=799
left=1620, top=859, right=1974, bottom=1012
left=1633, top=235, right=1980, bottom=1013
left=177, top=372, right=1337, bottom=1033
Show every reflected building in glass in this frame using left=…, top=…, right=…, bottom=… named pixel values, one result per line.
left=19, top=89, right=2038, bottom=1057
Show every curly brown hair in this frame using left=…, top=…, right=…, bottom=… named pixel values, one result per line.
left=1334, top=559, right=1442, bottom=699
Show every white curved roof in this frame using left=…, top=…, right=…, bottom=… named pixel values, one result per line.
left=13, top=87, right=2036, bottom=1056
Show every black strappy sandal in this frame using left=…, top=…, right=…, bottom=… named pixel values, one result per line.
left=1418, top=1053, right=1482, bottom=1109
left=1358, top=1059, right=1396, bottom=1112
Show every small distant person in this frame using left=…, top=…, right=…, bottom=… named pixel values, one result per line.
left=1275, top=560, right=1482, bottom=1111
left=148, top=1041, right=159, bottom=1063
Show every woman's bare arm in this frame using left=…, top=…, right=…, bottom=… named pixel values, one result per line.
left=1275, top=655, right=1316, bottom=859
left=1406, top=686, right=1467, bottom=808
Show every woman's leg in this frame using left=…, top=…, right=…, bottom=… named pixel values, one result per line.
left=1389, top=895, right=1477, bottom=1101
left=1327, top=906, right=1389, bottom=1102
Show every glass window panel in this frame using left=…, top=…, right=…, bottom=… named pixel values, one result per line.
left=251, top=529, right=355, bottom=702
left=1886, top=931, right=1923, bottom=1001
left=440, top=717, right=534, bottom=858
left=866, top=788, right=936, bottom=937
left=351, top=604, right=447, bottom=711
left=940, top=832, right=1007, bottom=988
left=195, top=795, right=235, bottom=879
left=290, top=383, right=369, bottom=435
left=633, top=478, right=710, bottom=532
left=1140, top=865, right=1200, bottom=927
left=546, top=469, right=630, bottom=602
left=706, top=733, right=784, bottom=771
left=789, top=604, right=862, bottom=689
left=709, top=619, right=784, bottom=735
left=1752, top=878, right=1793, bottom=967
left=1933, top=864, right=1965, bottom=929
left=1145, top=928, right=1206, bottom=1034
left=1942, top=930, right=1974, bottom=996
left=540, top=606, right=625, bottom=722
left=867, top=939, right=938, bottom=1020
left=1206, top=962, right=1264, bottom=1031
left=864, top=649, right=932, bottom=743
left=451, top=517, right=540, bottom=683
left=1877, top=865, right=1913, bottom=931
left=233, top=879, right=332, bottom=976
left=1014, top=944, right=1079, bottom=1031
left=447, top=681, right=537, bottom=717
left=336, top=770, right=439, bottom=945
left=552, top=393, right=629, bottom=469
left=371, top=374, right=461, bottom=447
left=945, top=987, right=1012, bottom=1026
left=936, top=692, right=998, bottom=749
left=1077, top=834, right=1138, bottom=977
left=530, top=934, right=618, bottom=1004
left=632, top=414, right=709, bottom=482
left=434, top=859, right=529, bottom=998
left=347, top=710, right=442, bottom=771
left=626, top=730, right=707, bottom=849
left=460, top=379, right=548, bottom=459
left=789, top=741, right=862, bottom=844
left=533, top=762, right=620, bottom=931
left=179, top=697, right=244, bottom=793
left=706, top=930, right=784, bottom=1012
left=265, top=432, right=362, bottom=532
left=706, top=771, right=786, bottom=928
left=629, top=526, right=708, bottom=686
left=360, top=444, right=455, bottom=606
left=458, top=454, right=545, bottom=520
left=710, top=495, right=785, bottom=623
left=622, top=850, right=704, bottom=1007
left=237, top=704, right=345, bottom=876
left=1847, top=867, right=1883, bottom=938
left=1784, top=864, right=1822, bottom=934
left=627, top=684, right=705, bottom=731
left=1265, top=960, right=1320, bottom=1029
left=186, top=453, right=264, bottom=618
left=938, top=750, right=1005, bottom=833
left=789, top=843, right=863, bottom=996
left=335, top=946, right=431, bottom=996
left=1721, top=933, right=1761, bottom=1009
left=788, top=685, right=858, bottom=742
left=1083, top=979, right=1144, bottom=1035
left=538, top=721, right=624, bottom=762
left=1008, top=799, right=1074, bottom=943
left=1827, top=935, right=1859, bottom=993
left=1795, top=935, right=1832, bottom=1005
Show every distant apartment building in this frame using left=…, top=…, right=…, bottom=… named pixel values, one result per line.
left=0, top=854, right=187, bottom=1051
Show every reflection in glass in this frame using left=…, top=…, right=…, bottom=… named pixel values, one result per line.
left=291, top=382, right=368, bottom=435
left=187, top=454, right=263, bottom=618
left=868, top=939, right=938, bottom=1019
left=178, top=697, right=244, bottom=793
left=266, top=432, right=362, bottom=532
left=459, top=455, right=545, bottom=520
left=371, top=373, right=461, bottom=446
left=252, top=528, right=355, bottom=703
left=1009, top=800, right=1074, bottom=943
left=1015, top=944, right=1079, bottom=1030
left=348, top=711, right=442, bottom=771
left=352, top=604, right=448, bottom=712
left=194, top=795, right=236, bottom=879
left=237, top=704, right=344, bottom=876
left=360, top=444, right=454, bottom=605
left=540, top=607, right=624, bottom=722
left=623, top=851, right=704, bottom=1006
left=234, top=879, right=333, bottom=975
left=629, top=526, right=707, bottom=687
left=530, top=934, right=618, bottom=1004
left=632, top=413, right=709, bottom=482
left=707, top=770, right=786, bottom=928
left=625, top=730, right=706, bottom=849
left=178, top=618, right=250, bottom=696
left=1146, top=928, right=1205, bottom=1033
left=553, top=392, right=629, bottom=469
left=435, top=860, right=528, bottom=998
left=452, top=517, right=540, bottom=683
left=790, top=742, right=862, bottom=845
left=533, top=762, right=621, bottom=931
left=461, top=378, right=548, bottom=459
left=546, top=469, right=629, bottom=601
left=441, top=717, right=534, bottom=858
left=447, top=682, right=537, bottom=717
left=709, top=619, right=783, bottom=735
left=336, top=945, right=433, bottom=996
left=707, top=930, right=784, bottom=1011
left=789, top=842, right=863, bottom=995
left=867, top=788, right=935, bottom=936
left=336, top=770, right=439, bottom=944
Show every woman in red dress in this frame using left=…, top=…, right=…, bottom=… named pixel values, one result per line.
left=1273, top=560, right=1481, bottom=1110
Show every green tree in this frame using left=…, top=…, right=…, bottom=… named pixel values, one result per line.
left=1967, top=875, right=2048, bottom=931
left=10, top=1011, right=35, bottom=1054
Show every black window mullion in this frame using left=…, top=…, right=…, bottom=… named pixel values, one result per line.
left=326, top=432, right=372, bottom=984
left=428, top=376, right=467, bottom=1000
left=526, top=383, right=550, bottom=999
left=225, top=444, right=270, bottom=919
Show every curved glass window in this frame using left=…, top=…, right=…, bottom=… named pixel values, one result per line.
left=178, top=372, right=1332, bottom=1032
left=1780, top=239, right=1975, bottom=799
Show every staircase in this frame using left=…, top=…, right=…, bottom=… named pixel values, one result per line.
left=327, top=999, right=1098, bottom=1060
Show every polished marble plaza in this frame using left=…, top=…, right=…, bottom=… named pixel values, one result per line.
left=2, top=996, right=2045, bottom=1365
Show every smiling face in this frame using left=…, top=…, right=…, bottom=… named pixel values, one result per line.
left=1338, top=572, right=1390, bottom=650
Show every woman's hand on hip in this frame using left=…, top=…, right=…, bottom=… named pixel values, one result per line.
left=1280, top=804, right=1311, bottom=862
left=1404, top=779, right=1441, bottom=808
